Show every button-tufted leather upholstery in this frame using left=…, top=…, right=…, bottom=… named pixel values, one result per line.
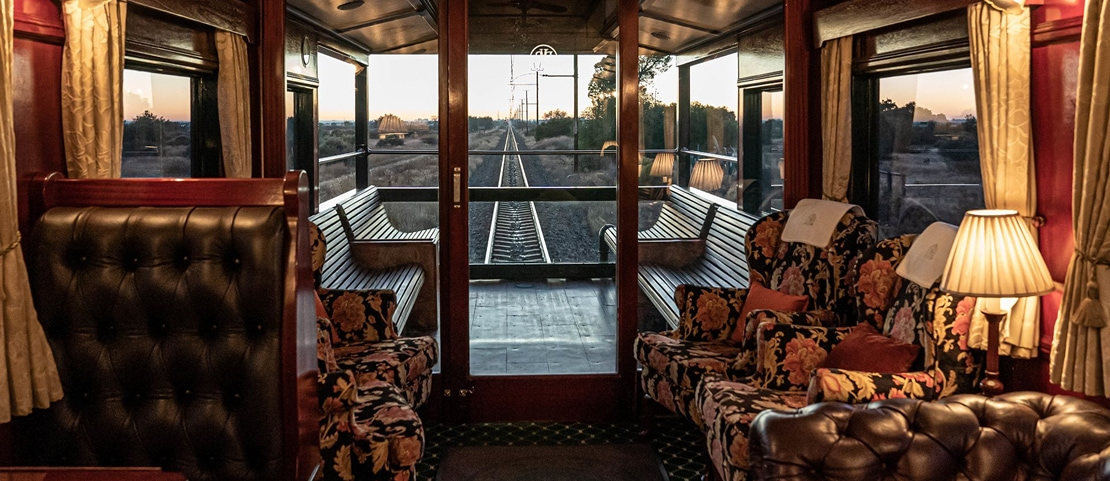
left=20, top=206, right=292, bottom=480
left=748, top=392, right=1110, bottom=481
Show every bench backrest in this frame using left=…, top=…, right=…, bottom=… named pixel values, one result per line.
left=19, top=173, right=316, bottom=481
left=690, top=201, right=759, bottom=287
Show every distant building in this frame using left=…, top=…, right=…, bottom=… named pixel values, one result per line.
left=377, top=114, right=408, bottom=139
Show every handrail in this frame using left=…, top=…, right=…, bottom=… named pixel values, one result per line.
left=369, top=185, right=672, bottom=203
left=680, top=148, right=738, bottom=163
left=364, top=148, right=680, bottom=156
left=319, top=149, right=366, bottom=165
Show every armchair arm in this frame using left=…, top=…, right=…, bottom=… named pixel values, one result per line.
left=749, top=323, right=853, bottom=392
left=673, top=284, right=749, bottom=342
left=318, top=288, right=399, bottom=344
left=318, top=369, right=360, bottom=413
left=807, top=368, right=943, bottom=404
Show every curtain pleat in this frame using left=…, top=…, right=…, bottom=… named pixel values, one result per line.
left=967, top=2, right=1040, bottom=359
left=1, top=0, right=63, bottom=423
left=821, top=36, right=852, bottom=202
left=216, top=31, right=251, bottom=178
left=1050, top=0, right=1110, bottom=396
left=61, top=0, right=125, bottom=179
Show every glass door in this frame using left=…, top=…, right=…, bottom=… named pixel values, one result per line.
left=438, top=0, right=640, bottom=422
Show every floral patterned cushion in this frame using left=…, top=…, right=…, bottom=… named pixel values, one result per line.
left=320, top=288, right=399, bottom=344
left=807, top=368, right=942, bottom=403
left=697, top=373, right=808, bottom=481
left=750, top=323, right=852, bottom=392
left=310, top=221, right=327, bottom=288
left=673, top=285, right=749, bottom=342
left=318, top=372, right=423, bottom=481
left=335, top=336, right=439, bottom=408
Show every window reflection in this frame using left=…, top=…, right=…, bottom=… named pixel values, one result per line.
left=688, top=53, right=739, bottom=201
left=122, top=70, right=191, bottom=178
left=877, top=69, right=983, bottom=238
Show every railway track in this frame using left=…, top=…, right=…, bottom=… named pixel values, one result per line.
left=484, top=125, right=551, bottom=264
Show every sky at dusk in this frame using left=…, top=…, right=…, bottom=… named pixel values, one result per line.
left=123, top=70, right=191, bottom=122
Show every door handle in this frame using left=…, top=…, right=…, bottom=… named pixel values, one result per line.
left=453, top=167, right=462, bottom=205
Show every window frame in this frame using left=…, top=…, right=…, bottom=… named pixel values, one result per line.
left=849, top=11, right=977, bottom=224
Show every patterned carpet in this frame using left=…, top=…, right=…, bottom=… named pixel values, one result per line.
left=418, top=416, right=705, bottom=481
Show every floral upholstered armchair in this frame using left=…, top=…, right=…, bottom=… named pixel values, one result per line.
left=317, top=317, right=424, bottom=481
left=310, top=222, right=439, bottom=408
left=633, top=208, right=878, bottom=425
left=311, top=222, right=439, bottom=481
left=696, top=234, right=983, bottom=481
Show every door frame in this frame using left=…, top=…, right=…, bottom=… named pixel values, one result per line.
left=435, top=0, right=641, bottom=422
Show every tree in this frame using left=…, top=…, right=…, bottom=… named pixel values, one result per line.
left=123, top=110, right=171, bottom=152
left=535, top=109, right=573, bottom=141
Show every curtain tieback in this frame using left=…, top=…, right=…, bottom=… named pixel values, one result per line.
left=1072, top=248, right=1108, bottom=328
left=0, top=232, right=20, bottom=257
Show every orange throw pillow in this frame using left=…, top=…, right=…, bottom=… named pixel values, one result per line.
left=821, top=323, right=921, bottom=373
left=730, top=283, right=809, bottom=343
left=314, top=292, right=329, bottom=320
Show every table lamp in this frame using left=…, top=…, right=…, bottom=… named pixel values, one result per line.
left=939, top=209, right=1054, bottom=396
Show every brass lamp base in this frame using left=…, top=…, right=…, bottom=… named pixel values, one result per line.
left=980, top=310, right=1006, bottom=397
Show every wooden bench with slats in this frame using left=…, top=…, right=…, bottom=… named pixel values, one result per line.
left=602, top=187, right=758, bottom=330
left=310, top=187, right=439, bottom=336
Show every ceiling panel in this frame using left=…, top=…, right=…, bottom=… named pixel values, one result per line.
left=344, top=15, right=438, bottom=52
left=641, top=0, right=780, bottom=33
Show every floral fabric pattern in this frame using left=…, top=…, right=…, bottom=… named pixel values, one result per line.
left=319, top=288, right=399, bottom=343
left=635, top=331, right=747, bottom=426
left=318, top=372, right=423, bottom=481
left=674, top=285, right=749, bottom=342
left=751, top=324, right=851, bottom=392
left=334, top=336, right=439, bottom=408
left=697, top=373, right=808, bottom=481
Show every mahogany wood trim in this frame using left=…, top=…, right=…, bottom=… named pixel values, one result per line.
left=1032, top=16, right=1083, bottom=46
left=813, top=0, right=976, bottom=48
left=255, top=0, right=286, bottom=179
left=466, top=375, right=623, bottom=422
left=130, top=0, right=257, bottom=43
left=617, top=0, right=640, bottom=416
left=438, top=0, right=470, bottom=421
left=783, top=0, right=823, bottom=208
left=33, top=173, right=289, bottom=212
left=13, top=9, right=64, bottom=44
left=287, top=6, right=371, bottom=64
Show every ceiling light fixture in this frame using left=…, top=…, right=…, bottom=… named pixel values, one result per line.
left=651, top=30, right=671, bottom=40
left=337, top=0, right=365, bottom=11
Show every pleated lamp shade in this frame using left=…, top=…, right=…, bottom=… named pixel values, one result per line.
left=940, top=209, right=1054, bottom=298
left=650, top=152, right=676, bottom=178
left=690, top=158, right=724, bottom=191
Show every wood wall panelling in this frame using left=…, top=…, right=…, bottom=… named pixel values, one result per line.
left=13, top=0, right=65, bottom=234
left=253, top=0, right=286, bottom=179
left=813, top=0, right=976, bottom=47
left=783, top=0, right=823, bottom=207
left=126, top=7, right=218, bottom=74
left=13, top=0, right=63, bottom=43
left=129, top=0, right=256, bottom=42
left=285, top=20, right=319, bottom=86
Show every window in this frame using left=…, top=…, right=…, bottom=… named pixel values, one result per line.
left=741, top=88, right=784, bottom=213
left=687, top=53, right=739, bottom=201
left=874, top=69, right=982, bottom=238
left=122, top=70, right=192, bottom=178
left=317, top=53, right=358, bottom=203
left=368, top=54, right=439, bottom=188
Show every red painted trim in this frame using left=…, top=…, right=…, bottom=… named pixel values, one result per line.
left=466, top=376, right=623, bottom=422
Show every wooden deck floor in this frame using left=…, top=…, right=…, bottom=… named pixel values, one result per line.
left=469, top=279, right=617, bottom=375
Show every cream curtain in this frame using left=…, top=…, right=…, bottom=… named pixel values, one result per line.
left=967, top=2, right=1040, bottom=359
left=216, top=31, right=251, bottom=178
left=1050, top=0, right=1110, bottom=396
left=821, top=35, right=852, bottom=202
left=0, top=0, right=63, bottom=423
left=61, top=0, right=126, bottom=179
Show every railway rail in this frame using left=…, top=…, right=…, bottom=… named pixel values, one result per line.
left=484, top=125, right=551, bottom=264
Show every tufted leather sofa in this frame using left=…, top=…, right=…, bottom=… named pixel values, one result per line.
left=15, top=173, right=318, bottom=481
left=748, top=392, right=1110, bottom=481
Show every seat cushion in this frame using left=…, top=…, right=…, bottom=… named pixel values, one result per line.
left=335, top=336, right=439, bottom=407
left=697, top=375, right=808, bottom=481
